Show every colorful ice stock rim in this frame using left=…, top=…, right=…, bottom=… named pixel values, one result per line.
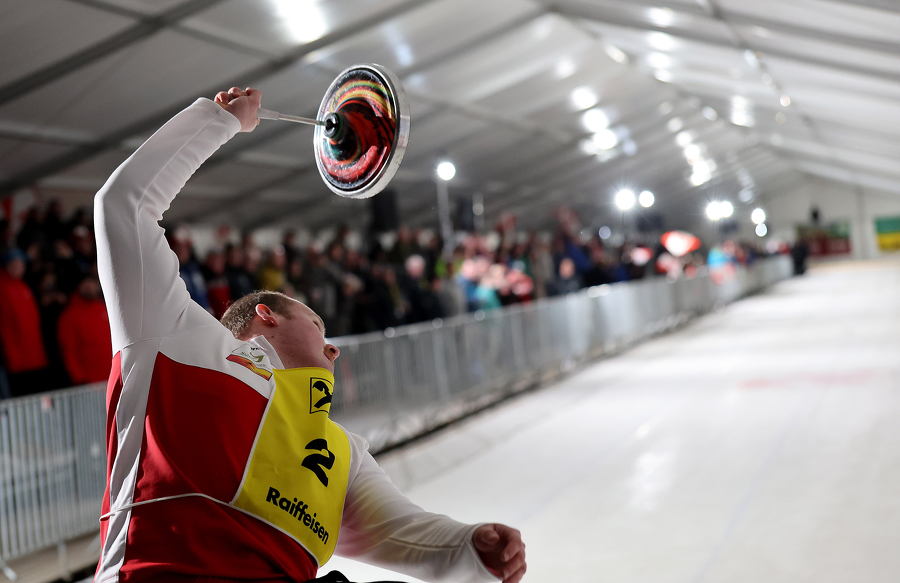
left=314, top=64, right=410, bottom=199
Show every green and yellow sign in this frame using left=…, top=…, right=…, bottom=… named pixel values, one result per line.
left=875, top=216, right=900, bottom=251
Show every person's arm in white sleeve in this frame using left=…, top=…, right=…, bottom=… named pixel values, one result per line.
left=94, top=88, right=259, bottom=352
left=335, top=435, right=526, bottom=583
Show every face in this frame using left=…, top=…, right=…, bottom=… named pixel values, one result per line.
left=265, top=300, right=339, bottom=372
left=4, top=258, right=25, bottom=280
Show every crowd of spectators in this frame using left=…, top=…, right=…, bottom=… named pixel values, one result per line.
left=169, top=213, right=712, bottom=342
left=1, top=201, right=738, bottom=398
left=0, top=202, right=110, bottom=397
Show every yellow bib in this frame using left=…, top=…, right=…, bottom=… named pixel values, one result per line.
left=232, top=368, right=350, bottom=565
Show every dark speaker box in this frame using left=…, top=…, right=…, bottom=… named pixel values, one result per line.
left=370, top=189, right=399, bottom=232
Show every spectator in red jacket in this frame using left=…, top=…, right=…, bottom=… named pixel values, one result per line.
left=57, top=275, right=113, bottom=385
left=0, top=249, right=49, bottom=396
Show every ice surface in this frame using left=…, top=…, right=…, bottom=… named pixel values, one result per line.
left=324, top=258, right=900, bottom=583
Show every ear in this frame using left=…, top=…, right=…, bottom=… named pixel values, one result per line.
left=255, top=303, right=279, bottom=327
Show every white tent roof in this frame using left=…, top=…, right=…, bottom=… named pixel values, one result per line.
left=2, top=0, right=899, bottom=232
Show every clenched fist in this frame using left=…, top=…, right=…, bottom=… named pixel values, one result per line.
left=214, top=87, right=262, bottom=132
left=473, top=524, right=526, bottom=583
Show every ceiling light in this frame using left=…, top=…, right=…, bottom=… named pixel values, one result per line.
left=691, top=171, right=711, bottom=187
left=615, top=189, right=636, bottom=210
left=639, top=191, right=655, bottom=207
left=751, top=208, right=766, bottom=224
left=647, top=31, right=676, bottom=51
left=555, top=58, right=577, bottom=79
left=731, top=111, right=755, bottom=127
left=755, top=223, right=768, bottom=237
left=647, top=7, right=675, bottom=27
left=731, top=95, right=750, bottom=109
left=270, top=0, right=328, bottom=43
left=683, top=144, right=701, bottom=160
left=593, top=128, right=619, bottom=150
left=667, top=117, right=683, bottom=132
left=692, top=158, right=712, bottom=174
left=702, top=106, right=718, bottom=121
left=775, top=112, right=787, bottom=124
left=582, top=108, right=610, bottom=132
left=780, top=95, right=791, bottom=107
left=654, top=69, right=674, bottom=83
left=691, top=159, right=714, bottom=186
left=598, top=226, right=612, bottom=239
left=647, top=52, right=672, bottom=69
left=605, top=44, right=627, bottom=63
left=571, top=86, right=599, bottom=110
left=676, top=130, right=695, bottom=147
left=739, top=188, right=754, bottom=202
left=658, top=102, right=674, bottom=115
left=436, top=161, right=456, bottom=181
left=706, top=200, right=733, bottom=220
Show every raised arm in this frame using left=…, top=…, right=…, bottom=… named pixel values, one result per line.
left=94, top=88, right=260, bottom=351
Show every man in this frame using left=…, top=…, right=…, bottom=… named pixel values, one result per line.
left=94, top=87, right=525, bottom=583
left=57, top=275, right=113, bottom=385
left=0, top=248, right=49, bottom=396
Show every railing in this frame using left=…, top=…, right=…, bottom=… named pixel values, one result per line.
left=0, top=256, right=792, bottom=565
left=329, top=256, right=793, bottom=450
left=0, top=384, right=106, bottom=569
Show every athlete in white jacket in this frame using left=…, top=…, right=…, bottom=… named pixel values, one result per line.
left=94, top=86, right=525, bottom=583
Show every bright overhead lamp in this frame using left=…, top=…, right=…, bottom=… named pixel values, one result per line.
left=639, top=191, right=655, bottom=208
left=755, top=223, right=768, bottom=237
left=654, top=70, right=674, bottom=83
left=731, top=112, right=755, bottom=127
left=605, top=44, right=627, bottom=63
left=751, top=208, right=766, bottom=224
left=571, top=86, right=599, bottom=110
left=706, top=200, right=734, bottom=220
left=647, top=7, right=675, bottom=27
left=647, top=31, right=676, bottom=51
left=582, top=108, right=610, bottom=132
left=615, top=189, right=636, bottom=210
left=593, top=128, right=619, bottom=150
left=555, top=58, right=577, bottom=79
left=683, top=144, right=702, bottom=160
left=271, top=0, right=328, bottom=43
left=436, top=161, right=456, bottom=181
left=667, top=117, right=684, bottom=132
left=647, top=52, right=672, bottom=69
left=676, top=130, right=695, bottom=148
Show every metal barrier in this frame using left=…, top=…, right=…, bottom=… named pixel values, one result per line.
left=0, top=384, right=106, bottom=568
left=0, top=256, right=791, bottom=565
left=329, top=256, right=793, bottom=450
